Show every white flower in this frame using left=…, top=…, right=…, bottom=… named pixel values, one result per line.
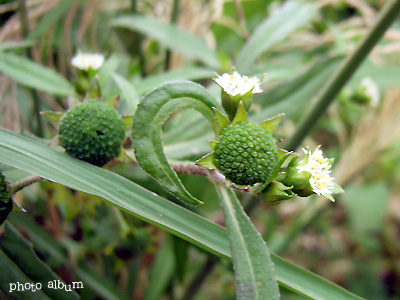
left=214, top=71, right=262, bottom=97
left=360, top=77, right=380, bottom=107
left=297, top=147, right=335, bottom=197
left=71, top=53, right=104, bottom=71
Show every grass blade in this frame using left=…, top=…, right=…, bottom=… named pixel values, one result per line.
left=216, top=184, right=280, bottom=300
left=0, top=53, right=75, bottom=96
left=0, top=129, right=364, bottom=300
left=236, top=1, right=317, bottom=72
left=112, top=15, right=220, bottom=69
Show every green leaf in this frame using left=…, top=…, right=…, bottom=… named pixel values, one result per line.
left=9, top=214, right=130, bottom=300
left=252, top=57, right=343, bottom=122
left=0, top=250, right=52, bottom=300
left=28, top=0, right=76, bottom=40
left=0, top=129, right=364, bottom=300
left=98, top=55, right=120, bottom=87
left=236, top=1, right=317, bottom=72
left=112, top=73, right=139, bottom=115
left=215, top=184, right=280, bottom=300
left=0, top=223, right=79, bottom=300
left=134, top=67, right=215, bottom=96
left=0, top=53, right=75, bottom=96
left=132, top=81, right=219, bottom=206
left=112, top=15, right=220, bottom=69
left=144, top=236, right=174, bottom=300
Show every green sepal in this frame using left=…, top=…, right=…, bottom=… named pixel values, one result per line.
left=107, top=94, right=120, bottom=109
left=213, top=107, right=231, bottom=136
left=67, top=96, right=81, bottom=108
left=332, top=182, right=344, bottom=194
left=209, top=141, right=217, bottom=150
left=221, top=88, right=253, bottom=121
left=251, top=150, right=293, bottom=195
left=261, top=181, right=296, bottom=206
left=259, top=113, right=285, bottom=133
left=84, top=75, right=102, bottom=101
left=277, top=148, right=290, bottom=161
left=323, top=193, right=335, bottom=202
left=195, top=152, right=216, bottom=169
left=122, top=114, right=134, bottom=131
left=232, top=101, right=248, bottom=123
left=40, top=111, right=63, bottom=129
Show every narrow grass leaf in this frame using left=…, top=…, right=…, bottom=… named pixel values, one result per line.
left=0, top=53, right=75, bottom=96
left=112, top=15, right=220, bottom=69
left=0, top=129, right=364, bottom=300
left=216, top=184, right=280, bottom=300
left=112, top=73, right=139, bottom=115
left=9, top=214, right=131, bottom=300
left=236, top=1, right=317, bottom=72
left=0, top=223, right=79, bottom=300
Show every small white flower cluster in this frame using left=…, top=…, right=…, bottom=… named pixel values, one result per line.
left=214, top=71, right=262, bottom=97
left=297, top=147, right=335, bottom=199
left=360, top=77, right=380, bottom=107
left=71, top=53, right=104, bottom=71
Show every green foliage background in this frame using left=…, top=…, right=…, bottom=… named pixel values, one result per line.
left=1, top=0, right=400, bottom=299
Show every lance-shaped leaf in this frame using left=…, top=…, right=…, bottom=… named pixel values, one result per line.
left=132, top=81, right=219, bottom=206
left=215, top=184, right=280, bottom=300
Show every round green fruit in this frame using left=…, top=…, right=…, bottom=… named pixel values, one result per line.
left=0, top=171, right=12, bottom=225
left=214, top=122, right=277, bottom=186
left=59, top=100, right=125, bottom=166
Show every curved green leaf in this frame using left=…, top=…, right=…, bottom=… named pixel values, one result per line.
left=112, top=15, right=220, bottom=69
left=0, top=129, right=364, bottom=300
left=132, top=81, right=219, bottom=206
left=0, top=53, right=75, bottom=96
left=216, top=184, right=280, bottom=300
left=236, top=1, right=317, bottom=72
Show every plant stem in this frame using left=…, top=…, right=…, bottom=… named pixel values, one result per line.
left=285, top=0, right=400, bottom=151
left=10, top=175, right=43, bottom=194
left=182, top=256, right=217, bottom=300
left=130, top=0, right=146, bottom=77
left=18, top=0, right=44, bottom=137
left=165, top=0, right=180, bottom=71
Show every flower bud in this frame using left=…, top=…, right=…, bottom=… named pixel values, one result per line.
left=261, top=181, right=295, bottom=206
left=214, top=71, right=262, bottom=120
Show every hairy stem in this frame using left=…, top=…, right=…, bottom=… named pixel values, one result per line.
left=285, top=0, right=400, bottom=151
left=10, top=175, right=43, bottom=195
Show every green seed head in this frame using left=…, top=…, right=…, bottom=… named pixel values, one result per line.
left=214, top=122, right=278, bottom=186
left=59, top=100, right=125, bottom=166
left=0, top=171, right=12, bottom=225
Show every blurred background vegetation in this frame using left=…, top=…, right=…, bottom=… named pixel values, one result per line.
left=1, top=0, right=400, bottom=299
